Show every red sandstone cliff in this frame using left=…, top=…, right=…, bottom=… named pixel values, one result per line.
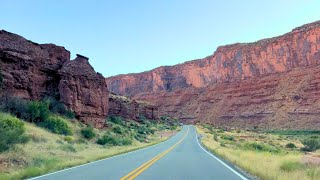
left=106, top=21, right=320, bottom=129
left=0, top=30, right=109, bottom=127
left=106, top=21, right=320, bottom=96
left=59, top=55, right=109, bottom=128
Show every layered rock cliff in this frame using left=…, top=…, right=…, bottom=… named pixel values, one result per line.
left=0, top=30, right=109, bottom=127
left=106, top=20, right=320, bottom=96
left=106, top=21, right=320, bottom=129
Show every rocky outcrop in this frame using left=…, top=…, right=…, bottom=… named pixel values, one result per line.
left=106, top=21, right=320, bottom=129
left=106, top=20, right=320, bottom=96
left=59, top=55, right=109, bottom=128
left=0, top=30, right=109, bottom=128
left=108, top=93, right=157, bottom=121
left=0, top=30, right=70, bottom=99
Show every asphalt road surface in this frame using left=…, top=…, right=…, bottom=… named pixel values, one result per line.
left=30, top=125, right=249, bottom=180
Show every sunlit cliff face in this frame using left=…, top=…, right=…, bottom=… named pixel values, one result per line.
left=106, top=21, right=320, bottom=96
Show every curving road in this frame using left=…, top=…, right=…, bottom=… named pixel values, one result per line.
left=30, top=126, right=249, bottom=180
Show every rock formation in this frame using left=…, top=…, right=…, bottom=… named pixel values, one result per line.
left=108, top=93, right=157, bottom=121
left=0, top=30, right=70, bottom=99
left=59, top=55, right=109, bottom=128
left=106, top=20, right=320, bottom=129
left=0, top=30, right=109, bottom=127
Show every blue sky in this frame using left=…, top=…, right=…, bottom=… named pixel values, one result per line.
left=1, top=0, right=320, bottom=77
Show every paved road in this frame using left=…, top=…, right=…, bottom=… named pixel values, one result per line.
left=30, top=126, right=249, bottom=180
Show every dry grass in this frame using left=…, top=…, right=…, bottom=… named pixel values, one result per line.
left=196, top=126, right=320, bottom=180
left=0, top=117, right=173, bottom=180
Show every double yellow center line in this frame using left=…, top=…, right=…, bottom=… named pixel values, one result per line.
left=120, top=127, right=189, bottom=180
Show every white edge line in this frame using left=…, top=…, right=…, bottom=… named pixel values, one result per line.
left=28, top=126, right=186, bottom=180
left=194, top=126, right=249, bottom=180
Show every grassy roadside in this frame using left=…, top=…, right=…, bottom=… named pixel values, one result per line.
left=0, top=113, right=179, bottom=180
left=196, top=125, right=320, bottom=180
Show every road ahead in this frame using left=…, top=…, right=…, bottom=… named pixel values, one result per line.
left=30, top=126, right=249, bottom=180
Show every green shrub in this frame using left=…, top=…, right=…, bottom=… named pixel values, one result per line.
left=64, top=110, right=75, bottom=119
left=0, top=113, right=29, bottom=152
left=137, top=125, right=153, bottom=135
left=108, top=116, right=125, bottom=125
left=135, top=133, right=147, bottom=142
left=97, top=134, right=116, bottom=145
left=0, top=97, right=50, bottom=123
left=97, top=133, right=132, bottom=146
left=0, top=97, right=28, bottom=119
left=44, top=97, right=75, bottom=119
left=81, top=126, right=96, bottom=139
left=27, top=101, right=50, bottom=123
left=243, top=142, right=280, bottom=153
left=301, top=136, right=320, bottom=152
left=220, top=134, right=235, bottom=141
left=280, top=161, right=303, bottom=171
left=285, top=143, right=296, bottom=149
left=119, top=137, right=132, bottom=145
left=39, top=116, right=72, bottom=135
left=112, top=125, right=125, bottom=134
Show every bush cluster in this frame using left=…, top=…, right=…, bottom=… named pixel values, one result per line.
left=243, top=142, right=280, bottom=153
left=108, top=116, right=125, bottom=126
left=301, top=136, right=320, bottom=152
left=0, top=113, right=29, bottom=152
left=0, top=97, right=49, bottom=123
left=81, top=126, right=96, bottom=140
left=39, top=116, right=72, bottom=135
left=285, top=143, right=296, bottom=149
left=0, top=97, right=73, bottom=135
left=44, top=97, right=75, bottom=119
left=220, top=134, right=235, bottom=141
left=97, top=133, right=132, bottom=146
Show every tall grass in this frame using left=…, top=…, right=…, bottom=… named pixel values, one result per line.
left=197, top=126, right=320, bottom=180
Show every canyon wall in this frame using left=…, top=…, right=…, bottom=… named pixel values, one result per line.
left=0, top=30, right=109, bottom=127
left=106, top=21, right=320, bottom=129
left=106, top=21, right=320, bottom=96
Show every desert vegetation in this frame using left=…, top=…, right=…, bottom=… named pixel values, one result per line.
left=197, top=124, right=320, bottom=180
left=0, top=97, right=180, bottom=180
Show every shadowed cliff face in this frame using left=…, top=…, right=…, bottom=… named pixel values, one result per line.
left=0, top=31, right=109, bottom=128
left=106, top=21, right=320, bottom=96
left=0, top=30, right=70, bottom=99
left=106, top=21, right=320, bottom=129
